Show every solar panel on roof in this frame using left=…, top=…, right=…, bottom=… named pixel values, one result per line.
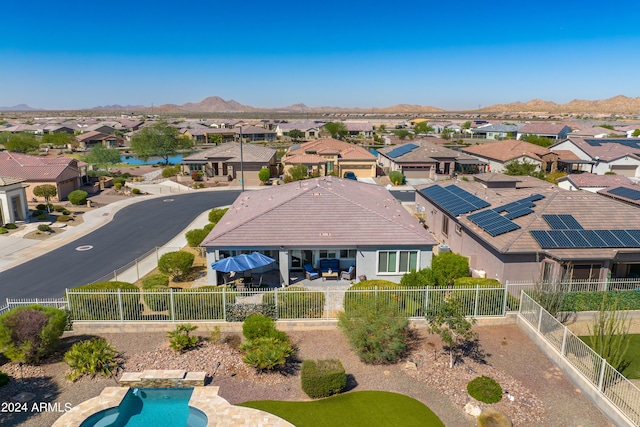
left=563, top=230, right=592, bottom=247
left=532, top=228, right=640, bottom=249
left=543, top=214, right=583, bottom=230
left=530, top=230, right=559, bottom=248
left=419, top=185, right=490, bottom=216
left=386, top=143, right=418, bottom=158
left=610, top=230, right=640, bottom=246
left=504, top=207, right=534, bottom=220
left=468, top=210, right=520, bottom=236
left=596, top=230, right=625, bottom=247
left=547, top=230, right=576, bottom=248
left=521, top=194, right=545, bottom=203
left=557, top=214, right=583, bottom=230
left=608, top=187, right=640, bottom=200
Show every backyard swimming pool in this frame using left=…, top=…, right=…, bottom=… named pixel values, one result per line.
left=120, top=155, right=183, bottom=165
left=79, top=388, right=207, bottom=427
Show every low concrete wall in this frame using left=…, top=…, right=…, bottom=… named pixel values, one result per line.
left=516, top=315, right=633, bottom=427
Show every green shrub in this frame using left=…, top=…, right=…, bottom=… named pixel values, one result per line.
left=559, top=291, right=640, bottom=312
left=209, top=325, right=222, bottom=343
left=64, top=338, right=118, bottom=381
left=53, top=205, right=65, bottom=212
left=158, top=251, right=194, bottom=280
left=240, top=336, right=294, bottom=371
left=185, top=228, right=209, bottom=247
left=69, top=282, right=141, bottom=321
left=344, top=281, right=424, bottom=317
left=31, top=209, right=42, bottom=217
left=400, top=268, right=436, bottom=287
left=132, top=188, right=141, bottom=195
left=432, top=252, right=470, bottom=287
left=62, top=209, right=71, bottom=215
left=208, top=207, right=228, bottom=224
left=56, top=215, right=72, bottom=222
left=258, top=168, right=271, bottom=183
left=0, top=305, right=68, bottom=363
left=37, top=224, right=51, bottom=232
left=467, top=376, right=502, bottom=404
left=142, top=274, right=170, bottom=289
left=243, top=314, right=281, bottom=340
left=5, top=223, right=17, bottom=229
left=0, top=371, right=10, bottom=387
left=338, top=300, right=409, bottom=364
left=453, top=277, right=501, bottom=288
left=203, top=223, right=215, bottom=233
left=168, top=324, right=199, bottom=352
left=301, top=359, right=347, bottom=398
left=173, top=287, right=236, bottom=320
left=67, top=190, right=88, bottom=205
left=112, top=177, right=126, bottom=187
left=121, top=173, right=132, bottom=179
left=162, top=165, right=181, bottom=178
left=262, top=287, right=325, bottom=319
left=36, top=204, right=47, bottom=211
left=141, top=274, right=170, bottom=312
left=0, top=228, right=7, bottom=234
left=37, top=214, right=47, bottom=221
left=388, top=170, right=404, bottom=185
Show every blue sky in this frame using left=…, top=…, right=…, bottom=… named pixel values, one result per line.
left=1, top=0, right=639, bottom=110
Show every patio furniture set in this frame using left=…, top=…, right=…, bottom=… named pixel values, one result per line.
left=304, top=260, right=355, bottom=281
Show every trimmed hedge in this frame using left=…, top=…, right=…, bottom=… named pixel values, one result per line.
left=68, top=190, right=88, bottom=205
left=185, top=228, right=209, bottom=247
left=142, top=274, right=171, bottom=312
left=208, top=207, right=229, bottom=224
left=560, top=291, right=640, bottom=312
left=262, top=287, right=325, bottom=319
left=301, top=359, right=347, bottom=398
left=69, top=282, right=142, bottom=321
left=467, top=376, right=502, bottom=404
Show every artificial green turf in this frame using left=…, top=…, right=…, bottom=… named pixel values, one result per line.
left=579, top=333, right=640, bottom=379
left=239, top=390, right=444, bottom=427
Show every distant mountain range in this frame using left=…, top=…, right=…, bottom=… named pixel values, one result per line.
left=2, top=95, right=640, bottom=114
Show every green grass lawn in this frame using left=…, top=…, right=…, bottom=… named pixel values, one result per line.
left=579, top=334, right=640, bottom=379
left=239, top=390, right=444, bottom=427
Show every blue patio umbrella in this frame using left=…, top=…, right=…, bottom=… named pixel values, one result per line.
left=244, top=252, right=276, bottom=268
left=211, top=252, right=275, bottom=272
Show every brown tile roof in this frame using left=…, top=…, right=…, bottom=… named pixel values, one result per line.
left=202, top=177, right=436, bottom=248
left=284, top=154, right=327, bottom=164
left=76, top=131, right=113, bottom=142
left=551, top=149, right=581, bottom=161
left=378, top=140, right=478, bottom=163
left=287, top=138, right=375, bottom=161
left=460, top=139, right=551, bottom=162
left=554, top=137, right=640, bottom=162
left=0, top=176, right=26, bottom=186
left=182, top=142, right=276, bottom=163
left=0, top=153, right=78, bottom=181
left=518, top=123, right=570, bottom=135
left=597, top=185, right=640, bottom=207
left=563, top=173, right=632, bottom=188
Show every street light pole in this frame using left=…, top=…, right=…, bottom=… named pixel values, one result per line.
left=239, top=126, right=245, bottom=192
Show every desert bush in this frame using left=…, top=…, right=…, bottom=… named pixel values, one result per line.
left=225, top=302, right=276, bottom=322
left=158, top=251, right=194, bottom=280
left=203, top=223, right=215, bottom=233
left=242, top=314, right=285, bottom=341
left=69, top=282, right=141, bottom=321
left=53, top=205, right=65, bottom=212
left=37, top=214, right=47, bottom=221
left=62, top=209, right=71, bottom=215
left=0, top=371, right=10, bottom=387
left=64, top=338, right=118, bottom=381
left=208, top=207, right=228, bottom=224
left=0, top=305, right=67, bottom=363
left=561, top=290, right=640, bottom=311
left=0, top=228, right=7, bottom=234
left=112, top=177, right=126, bottom=188
left=36, top=204, right=47, bottom=211
left=162, top=165, right=181, bottom=178
left=258, top=168, right=271, bottom=184
left=301, top=359, right=346, bottom=399
left=240, top=337, right=293, bottom=371
left=400, top=268, right=436, bottom=287
left=67, top=190, right=88, bottom=205
left=185, top=228, right=209, bottom=247
left=142, top=274, right=169, bottom=289
left=209, top=326, right=222, bottom=343
left=168, top=324, right=199, bottom=352
left=131, top=188, right=141, bottom=194
left=262, top=287, right=325, bottom=319
left=37, top=224, right=51, bottom=232
left=432, top=252, right=470, bottom=287
left=56, top=215, right=72, bottom=222
left=388, top=170, right=404, bottom=185
left=338, top=299, right=409, bottom=364
left=467, top=376, right=502, bottom=404
left=31, top=209, right=43, bottom=217
left=5, top=223, right=17, bottom=229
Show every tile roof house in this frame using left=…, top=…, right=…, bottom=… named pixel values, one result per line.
left=75, top=131, right=125, bottom=149
left=568, top=127, right=626, bottom=139
left=557, top=172, right=633, bottom=192
left=235, top=125, right=276, bottom=142
left=459, top=139, right=558, bottom=173
left=0, top=152, right=82, bottom=201
left=0, top=176, right=29, bottom=224
left=344, top=122, right=374, bottom=137
left=470, top=124, right=521, bottom=140
left=202, top=177, right=437, bottom=285
left=415, top=174, right=640, bottom=283
left=378, top=140, right=485, bottom=179
left=549, top=137, right=640, bottom=177
left=516, top=122, right=571, bottom=141
left=282, top=138, right=377, bottom=179
left=275, top=122, right=322, bottom=140
left=181, top=142, right=277, bottom=185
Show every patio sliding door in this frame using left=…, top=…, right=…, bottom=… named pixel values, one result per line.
left=290, top=250, right=313, bottom=270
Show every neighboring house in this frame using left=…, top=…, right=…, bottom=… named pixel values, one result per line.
left=415, top=173, right=640, bottom=283
left=378, top=140, right=485, bottom=178
left=84, top=124, right=118, bottom=134
left=598, top=184, right=640, bottom=208
left=557, top=173, right=633, bottom=192
left=569, top=127, right=626, bottom=138
left=459, top=139, right=559, bottom=173
left=549, top=137, right=640, bottom=177
left=275, top=122, right=322, bottom=140
left=470, top=124, right=521, bottom=140
left=235, top=125, right=277, bottom=142
left=43, top=125, right=75, bottom=135
left=0, top=152, right=82, bottom=201
left=181, top=142, right=277, bottom=185
left=516, top=122, right=571, bottom=141
left=344, top=122, right=374, bottom=137
left=202, top=177, right=437, bottom=285
left=281, top=138, right=377, bottom=178
left=75, top=131, right=125, bottom=149
left=0, top=176, right=29, bottom=225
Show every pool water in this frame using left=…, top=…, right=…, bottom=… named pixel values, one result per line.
left=120, top=155, right=183, bottom=165
left=80, top=388, right=207, bottom=427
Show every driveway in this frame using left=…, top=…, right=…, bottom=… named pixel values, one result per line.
left=0, top=190, right=240, bottom=302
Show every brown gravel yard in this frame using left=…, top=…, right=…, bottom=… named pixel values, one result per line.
left=0, top=325, right=613, bottom=427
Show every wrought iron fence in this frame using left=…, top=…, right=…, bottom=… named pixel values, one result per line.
left=0, top=298, right=68, bottom=316
left=519, top=292, right=640, bottom=426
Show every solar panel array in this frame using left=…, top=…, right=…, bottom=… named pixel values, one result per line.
left=468, top=210, right=520, bottom=236
left=584, top=139, right=640, bottom=149
left=607, top=186, right=640, bottom=200
left=530, top=229, right=640, bottom=249
left=542, top=214, right=584, bottom=230
left=419, top=185, right=490, bottom=216
left=386, top=143, right=419, bottom=159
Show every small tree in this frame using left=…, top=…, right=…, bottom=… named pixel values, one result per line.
left=67, top=190, right=88, bottom=206
left=284, top=164, right=309, bottom=182
left=388, top=171, right=404, bottom=185
left=425, top=298, right=477, bottom=368
left=81, top=145, right=122, bottom=169
left=588, top=294, right=632, bottom=373
left=324, top=122, right=348, bottom=140
left=208, top=207, right=228, bottom=224
left=288, top=129, right=305, bottom=141
left=431, top=252, right=470, bottom=287
left=158, top=251, right=195, bottom=281
left=258, top=168, right=271, bottom=185
left=393, top=129, right=410, bottom=140
left=33, top=185, right=57, bottom=212
left=414, top=122, right=434, bottom=134
left=185, top=228, right=209, bottom=247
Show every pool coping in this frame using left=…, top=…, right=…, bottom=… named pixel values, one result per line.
left=52, top=386, right=129, bottom=427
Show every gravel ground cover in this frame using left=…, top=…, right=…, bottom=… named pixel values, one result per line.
left=0, top=325, right=614, bottom=426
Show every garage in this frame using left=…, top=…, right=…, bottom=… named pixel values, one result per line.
left=610, top=165, right=638, bottom=177
left=403, top=166, right=432, bottom=179
left=340, top=164, right=374, bottom=178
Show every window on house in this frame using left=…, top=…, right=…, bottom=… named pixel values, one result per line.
left=340, top=249, right=357, bottom=258
left=378, top=250, right=418, bottom=274
left=319, top=250, right=337, bottom=259
left=442, top=217, right=449, bottom=236
left=327, top=161, right=334, bottom=172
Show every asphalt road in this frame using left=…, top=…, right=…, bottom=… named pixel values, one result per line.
left=0, top=190, right=240, bottom=301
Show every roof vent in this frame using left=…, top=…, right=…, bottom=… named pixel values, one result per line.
left=320, top=232, right=332, bottom=237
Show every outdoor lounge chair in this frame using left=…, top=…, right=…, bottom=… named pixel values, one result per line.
left=303, top=263, right=319, bottom=280
left=341, top=265, right=355, bottom=280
